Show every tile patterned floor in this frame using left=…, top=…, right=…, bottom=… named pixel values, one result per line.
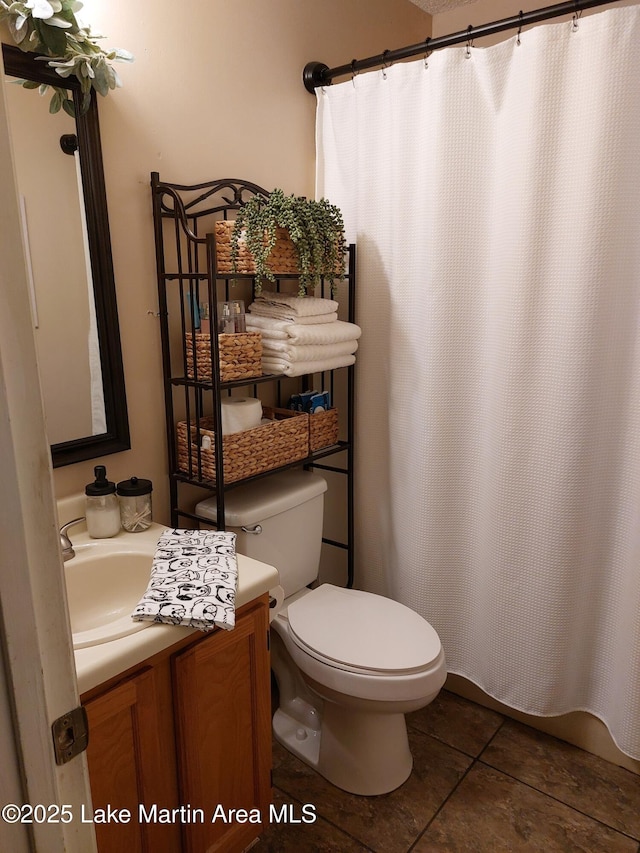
left=253, top=690, right=640, bottom=853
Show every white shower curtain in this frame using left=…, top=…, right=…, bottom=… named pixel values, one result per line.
left=316, top=5, right=640, bottom=760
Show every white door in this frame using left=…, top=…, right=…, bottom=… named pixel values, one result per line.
left=0, top=62, right=97, bottom=853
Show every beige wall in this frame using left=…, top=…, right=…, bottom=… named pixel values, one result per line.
left=32, top=0, right=430, bottom=521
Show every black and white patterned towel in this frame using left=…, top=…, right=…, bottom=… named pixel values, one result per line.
left=131, top=529, right=238, bottom=631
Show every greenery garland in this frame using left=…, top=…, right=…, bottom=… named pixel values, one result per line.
left=231, top=189, right=347, bottom=297
left=0, top=0, right=132, bottom=115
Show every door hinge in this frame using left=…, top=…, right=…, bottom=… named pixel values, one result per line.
left=267, top=629, right=270, bottom=651
left=51, top=705, right=89, bottom=765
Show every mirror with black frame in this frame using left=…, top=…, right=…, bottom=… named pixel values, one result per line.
left=2, top=42, right=129, bottom=467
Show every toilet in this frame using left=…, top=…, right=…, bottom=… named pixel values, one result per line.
left=196, top=469, right=446, bottom=796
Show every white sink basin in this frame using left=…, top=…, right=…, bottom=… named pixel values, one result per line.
left=65, top=529, right=161, bottom=649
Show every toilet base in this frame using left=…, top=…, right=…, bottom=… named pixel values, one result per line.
left=273, top=700, right=413, bottom=796
left=273, top=706, right=322, bottom=769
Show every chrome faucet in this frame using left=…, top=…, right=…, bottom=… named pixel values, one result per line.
left=59, top=517, right=86, bottom=562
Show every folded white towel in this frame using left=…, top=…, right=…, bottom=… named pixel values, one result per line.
left=261, top=353, right=356, bottom=377
left=247, top=318, right=361, bottom=345
left=262, top=339, right=359, bottom=362
left=286, top=320, right=362, bottom=345
left=131, top=529, right=237, bottom=631
left=254, top=292, right=338, bottom=317
left=249, top=304, right=339, bottom=324
left=245, top=315, right=290, bottom=339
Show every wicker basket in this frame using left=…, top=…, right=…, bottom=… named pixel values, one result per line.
left=176, top=406, right=309, bottom=484
left=309, top=408, right=339, bottom=452
left=185, top=331, right=262, bottom=382
left=214, top=220, right=299, bottom=276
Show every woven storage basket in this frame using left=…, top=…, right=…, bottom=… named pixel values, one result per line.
left=214, top=220, right=299, bottom=276
left=309, top=408, right=339, bottom=452
left=185, top=331, right=262, bottom=382
left=176, top=406, right=309, bottom=484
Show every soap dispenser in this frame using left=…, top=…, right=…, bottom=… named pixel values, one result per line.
left=85, top=465, right=121, bottom=539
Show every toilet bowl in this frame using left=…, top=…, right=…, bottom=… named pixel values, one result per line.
left=271, top=584, right=446, bottom=795
left=195, top=470, right=446, bottom=796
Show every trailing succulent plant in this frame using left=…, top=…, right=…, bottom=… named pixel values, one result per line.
left=0, top=0, right=133, bottom=115
left=230, top=189, right=347, bottom=296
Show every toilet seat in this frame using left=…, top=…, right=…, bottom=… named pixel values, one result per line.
left=287, top=584, right=442, bottom=676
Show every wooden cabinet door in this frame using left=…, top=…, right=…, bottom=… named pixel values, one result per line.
left=84, top=664, right=180, bottom=853
left=173, top=599, right=272, bottom=853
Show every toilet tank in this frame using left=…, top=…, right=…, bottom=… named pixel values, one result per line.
left=195, top=470, right=328, bottom=598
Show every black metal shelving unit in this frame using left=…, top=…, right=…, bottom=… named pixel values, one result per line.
left=151, top=173, right=356, bottom=587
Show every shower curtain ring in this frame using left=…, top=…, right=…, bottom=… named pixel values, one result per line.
left=516, top=10, right=524, bottom=45
left=572, top=3, right=582, bottom=29
left=465, top=25, right=474, bottom=58
left=424, top=36, right=432, bottom=68
left=382, top=49, right=392, bottom=79
left=351, top=59, right=358, bottom=86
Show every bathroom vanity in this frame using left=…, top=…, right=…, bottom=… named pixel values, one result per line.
left=80, top=593, right=271, bottom=853
left=59, top=515, right=279, bottom=853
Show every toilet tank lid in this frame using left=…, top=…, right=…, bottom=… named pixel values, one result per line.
left=195, top=469, right=328, bottom=528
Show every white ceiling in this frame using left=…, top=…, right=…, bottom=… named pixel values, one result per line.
left=409, top=0, right=480, bottom=15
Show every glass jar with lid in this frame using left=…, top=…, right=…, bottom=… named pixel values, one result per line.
left=117, top=476, right=153, bottom=532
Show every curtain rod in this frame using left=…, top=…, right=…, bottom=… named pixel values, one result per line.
left=303, top=0, right=621, bottom=92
